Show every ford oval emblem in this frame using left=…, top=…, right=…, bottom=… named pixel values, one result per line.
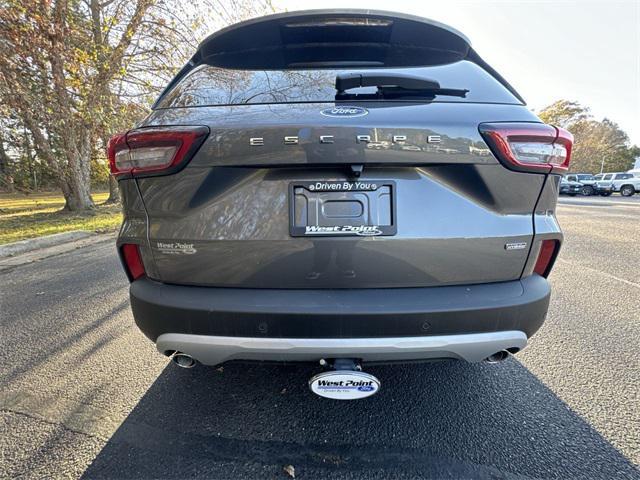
left=320, top=106, right=368, bottom=118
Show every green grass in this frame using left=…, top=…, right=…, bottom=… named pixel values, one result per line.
left=0, top=191, right=122, bottom=245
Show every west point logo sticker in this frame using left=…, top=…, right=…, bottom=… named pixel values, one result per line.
left=156, top=242, right=197, bottom=255
left=304, top=226, right=383, bottom=236
left=309, top=371, right=381, bottom=400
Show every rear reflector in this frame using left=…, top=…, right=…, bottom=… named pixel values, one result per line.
left=121, top=244, right=145, bottom=280
left=479, top=123, right=573, bottom=173
left=534, top=239, right=559, bottom=277
left=108, top=126, right=209, bottom=177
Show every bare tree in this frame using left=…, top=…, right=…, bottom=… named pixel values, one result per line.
left=0, top=0, right=272, bottom=209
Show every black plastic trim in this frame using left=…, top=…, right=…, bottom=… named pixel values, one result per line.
left=151, top=10, right=525, bottom=108
left=130, top=275, right=551, bottom=342
left=466, top=48, right=525, bottom=104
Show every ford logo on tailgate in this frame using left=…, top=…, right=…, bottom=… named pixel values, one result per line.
left=320, top=106, right=368, bottom=118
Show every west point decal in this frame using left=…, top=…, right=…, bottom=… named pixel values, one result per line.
left=304, top=225, right=383, bottom=236
left=156, top=242, right=197, bottom=255
left=309, top=371, right=381, bottom=399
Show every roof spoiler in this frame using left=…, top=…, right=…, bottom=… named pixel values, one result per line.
left=153, top=9, right=524, bottom=108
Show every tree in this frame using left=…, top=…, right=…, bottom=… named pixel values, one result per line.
left=0, top=0, right=149, bottom=209
left=539, top=100, right=637, bottom=173
left=0, top=111, right=16, bottom=192
left=0, top=131, right=13, bottom=192
left=537, top=100, right=590, bottom=128
left=0, top=0, right=271, bottom=209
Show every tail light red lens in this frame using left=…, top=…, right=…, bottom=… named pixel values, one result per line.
left=534, top=239, right=559, bottom=277
left=107, top=126, right=209, bottom=177
left=479, top=123, right=573, bottom=173
left=121, top=244, right=145, bottom=280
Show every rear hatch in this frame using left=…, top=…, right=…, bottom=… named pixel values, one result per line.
left=127, top=10, right=552, bottom=288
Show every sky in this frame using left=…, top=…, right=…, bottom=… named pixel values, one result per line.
left=273, top=0, right=640, bottom=145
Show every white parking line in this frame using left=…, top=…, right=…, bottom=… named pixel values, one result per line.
left=557, top=205, right=640, bottom=215
left=556, top=207, right=639, bottom=219
left=556, top=258, right=640, bottom=290
left=558, top=199, right=640, bottom=208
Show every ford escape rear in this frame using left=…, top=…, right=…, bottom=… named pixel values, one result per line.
left=109, top=10, right=571, bottom=379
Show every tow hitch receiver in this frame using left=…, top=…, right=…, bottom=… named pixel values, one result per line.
left=309, top=359, right=381, bottom=400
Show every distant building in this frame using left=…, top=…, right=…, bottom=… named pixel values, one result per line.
left=629, top=156, right=640, bottom=176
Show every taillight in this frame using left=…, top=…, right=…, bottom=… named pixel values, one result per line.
left=107, top=126, right=209, bottom=177
left=534, top=239, right=559, bottom=277
left=121, top=244, right=145, bottom=280
left=479, top=123, right=573, bottom=173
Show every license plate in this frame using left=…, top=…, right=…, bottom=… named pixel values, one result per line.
left=289, top=180, right=396, bottom=237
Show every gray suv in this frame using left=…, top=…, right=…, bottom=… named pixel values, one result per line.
left=109, top=10, right=571, bottom=383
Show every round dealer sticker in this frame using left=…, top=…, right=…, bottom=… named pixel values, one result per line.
left=309, top=371, right=381, bottom=400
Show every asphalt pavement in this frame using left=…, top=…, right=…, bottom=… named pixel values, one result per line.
left=1, top=196, right=639, bottom=479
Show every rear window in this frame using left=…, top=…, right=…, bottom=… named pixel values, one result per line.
left=577, top=174, right=594, bottom=181
left=156, top=60, right=521, bottom=108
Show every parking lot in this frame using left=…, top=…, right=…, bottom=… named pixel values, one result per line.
left=1, top=195, right=639, bottom=479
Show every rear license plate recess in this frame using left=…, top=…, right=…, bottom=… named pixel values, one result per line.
left=289, top=180, right=396, bottom=237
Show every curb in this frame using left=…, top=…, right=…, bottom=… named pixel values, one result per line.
left=0, top=233, right=115, bottom=272
left=0, top=231, right=95, bottom=258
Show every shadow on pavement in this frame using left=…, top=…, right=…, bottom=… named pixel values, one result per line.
left=81, top=359, right=639, bottom=479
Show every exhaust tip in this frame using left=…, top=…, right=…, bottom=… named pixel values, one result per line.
left=172, top=352, right=196, bottom=369
left=485, top=350, right=510, bottom=364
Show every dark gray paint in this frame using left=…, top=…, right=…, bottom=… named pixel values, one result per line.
left=117, top=179, right=160, bottom=280
left=119, top=99, right=560, bottom=288
left=143, top=102, right=537, bottom=167
left=522, top=174, right=564, bottom=277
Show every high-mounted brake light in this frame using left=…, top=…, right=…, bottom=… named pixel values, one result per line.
left=479, top=123, right=573, bottom=173
left=121, top=243, right=145, bottom=281
left=534, top=239, right=559, bottom=277
left=108, top=126, right=209, bottom=177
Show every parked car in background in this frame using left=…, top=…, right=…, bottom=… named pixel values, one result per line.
left=560, top=177, right=583, bottom=196
left=565, top=173, right=597, bottom=195
left=596, top=172, right=639, bottom=196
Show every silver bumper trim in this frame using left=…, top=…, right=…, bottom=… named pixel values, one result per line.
left=156, top=331, right=528, bottom=365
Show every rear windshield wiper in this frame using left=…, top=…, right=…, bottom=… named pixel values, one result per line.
left=335, top=72, right=469, bottom=100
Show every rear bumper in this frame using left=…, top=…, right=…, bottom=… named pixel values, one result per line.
left=130, top=274, right=550, bottom=364
left=157, top=331, right=527, bottom=365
